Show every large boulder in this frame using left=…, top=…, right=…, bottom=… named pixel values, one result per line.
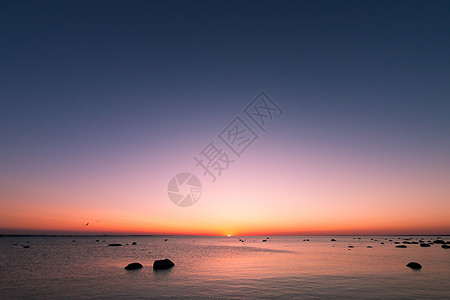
left=420, top=243, right=431, bottom=247
left=153, top=259, right=175, bottom=270
left=442, top=245, right=450, bottom=249
left=125, top=262, right=143, bottom=270
left=433, top=240, right=445, bottom=244
left=406, top=262, right=422, bottom=269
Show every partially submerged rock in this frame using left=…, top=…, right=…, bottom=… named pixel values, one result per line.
left=107, top=243, right=123, bottom=247
left=442, top=244, right=450, bottom=249
left=125, top=262, right=143, bottom=270
left=420, top=243, right=431, bottom=247
left=396, top=245, right=407, bottom=248
left=406, top=262, right=422, bottom=269
left=153, top=259, right=175, bottom=270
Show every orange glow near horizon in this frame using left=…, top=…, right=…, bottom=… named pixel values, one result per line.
left=1, top=130, right=449, bottom=236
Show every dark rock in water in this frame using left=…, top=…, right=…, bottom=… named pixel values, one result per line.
left=126, top=243, right=129, bottom=246
left=13, top=243, right=18, bottom=246
left=153, top=259, right=175, bottom=270
left=164, top=239, right=168, bottom=242
left=420, top=243, right=431, bottom=247
left=433, top=240, right=445, bottom=244
left=23, top=245, right=30, bottom=248
left=131, top=242, right=137, bottom=245
left=442, top=245, right=450, bottom=249
left=389, top=239, right=393, bottom=242
left=262, top=239, right=267, bottom=242
left=348, top=245, right=354, bottom=248
left=380, top=242, right=385, bottom=244
left=396, top=245, right=407, bottom=248
left=411, top=242, right=418, bottom=244
left=394, top=242, right=400, bottom=244
left=446, top=241, right=450, bottom=244
left=331, top=239, right=336, bottom=241
left=125, top=262, right=143, bottom=270
left=72, top=240, right=76, bottom=242
left=107, top=243, right=123, bottom=247
left=367, top=246, right=372, bottom=248
left=95, top=240, right=99, bottom=242
left=406, top=262, right=422, bottom=270
left=402, top=241, right=411, bottom=244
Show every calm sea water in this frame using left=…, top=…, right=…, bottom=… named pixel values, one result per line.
left=0, top=236, right=449, bottom=299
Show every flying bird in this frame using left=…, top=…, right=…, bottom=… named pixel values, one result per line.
left=85, top=222, right=89, bottom=226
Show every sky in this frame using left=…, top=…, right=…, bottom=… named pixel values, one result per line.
left=1, top=0, right=449, bottom=235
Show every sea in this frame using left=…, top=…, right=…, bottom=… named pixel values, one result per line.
left=0, top=235, right=449, bottom=299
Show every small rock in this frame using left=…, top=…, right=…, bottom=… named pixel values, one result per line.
left=367, top=246, right=372, bottom=248
left=153, top=259, right=175, bottom=270
left=125, top=262, right=143, bottom=270
left=262, top=239, right=267, bottom=242
left=406, top=262, right=422, bottom=269
left=107, top=243, right=123, bottom=247
left=164, top=239, right=168, bottom=242
left=433, top=240, right=445, bottom=244
left=348, top=245, right=354, bottom=248
left=331, top=239, right=336, bottom=241
left=411, top=242, right=418, bottom=244
left=380, top=242, right=385, bottom=244
left=132, top=242, right=137, bottom=245
left=442, top=245, right=450, bottom=249
left=396, top=245, right=407, bottom=248
left=23, top=245, right=30, bottom=248
left=420, top=243, right=431, bottom=247
left=95, top=240, right=99, bottom=242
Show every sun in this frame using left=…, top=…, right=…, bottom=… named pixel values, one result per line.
left=227, top=234, right=231, bottom=237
